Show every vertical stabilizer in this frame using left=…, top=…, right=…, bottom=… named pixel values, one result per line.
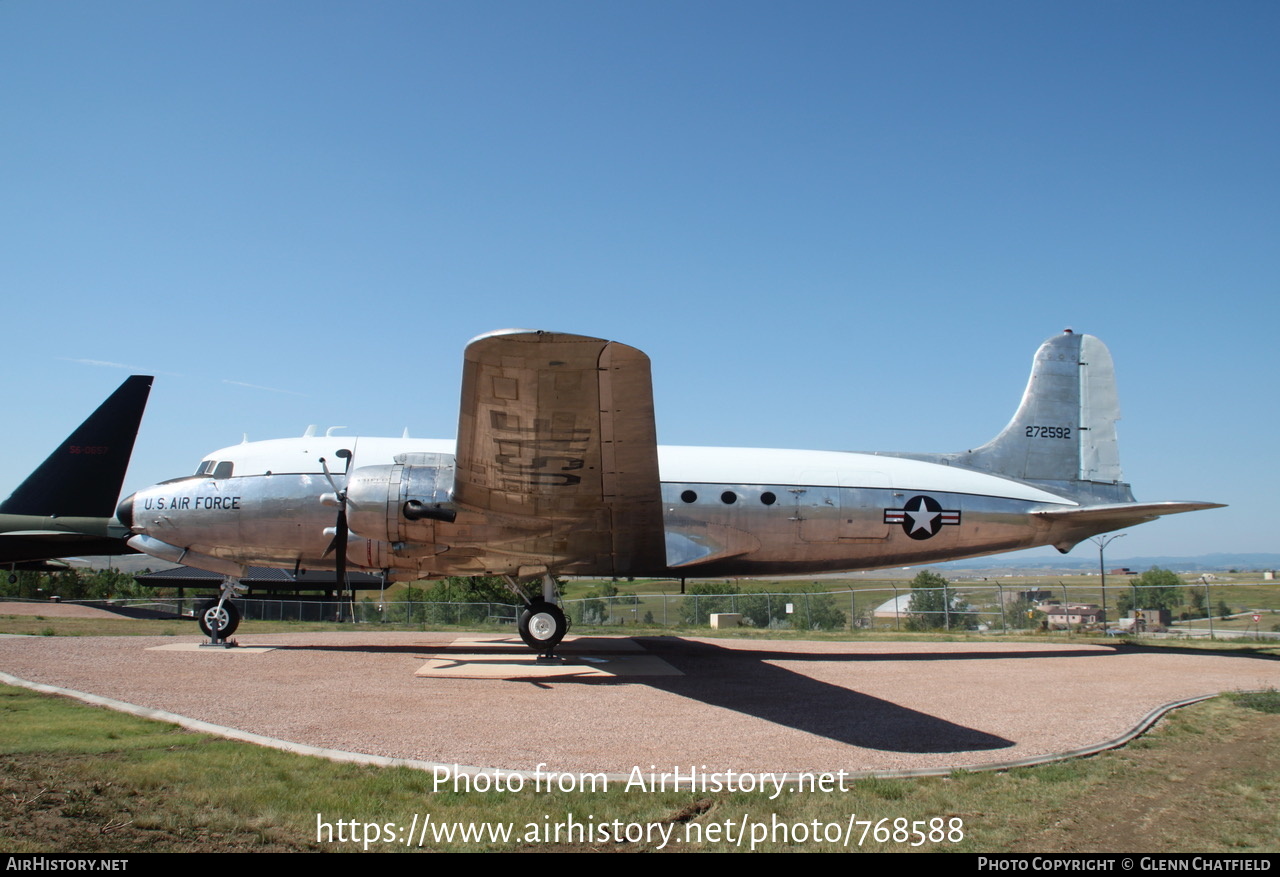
left=0, top=375, right=154, bottom=517
left=952, top=331, right=1123, bottom=485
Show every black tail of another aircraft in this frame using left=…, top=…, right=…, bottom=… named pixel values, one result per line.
left=0, top=375, right=153, bottom=518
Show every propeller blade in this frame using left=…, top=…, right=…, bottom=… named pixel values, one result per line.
left=334, top=506, right=348, bottom=591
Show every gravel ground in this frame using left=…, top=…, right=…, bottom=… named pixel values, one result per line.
left=0, top=601, right=125, bottom=619
left=2, top=632, right=1277, bottom=776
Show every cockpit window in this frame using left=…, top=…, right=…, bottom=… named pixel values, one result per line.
left=195, top=461, right=215, bottom=476
left=212, top=461, right=234, bottom=479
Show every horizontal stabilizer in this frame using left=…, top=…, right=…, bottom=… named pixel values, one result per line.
left=1033, top=501, right=1226, bottom=552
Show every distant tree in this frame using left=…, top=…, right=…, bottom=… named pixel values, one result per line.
left=48, top=569, right=88, bottom=600
left=1187, top=589, right=1207, bottom=620
left=679, top=582, right=736, bottom=626
left=423, top=575, right=521, bottom=604
left=789, top=592, right=847, bottom=631
left=569, top=582, right=619, bottom=626
left=85, top=568, right=140, bottom=600
left=1129, top=567, right=1184, bottom=612
left=677, top=583, right=846, bottom=630
left=420, top=576, right=522, bottom=624
left=906, top=570, right=973, bottom=631
left=1005, top=597, right=1045, bottom=630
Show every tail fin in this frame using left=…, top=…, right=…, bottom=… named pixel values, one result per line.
left=947, top=330, right=1224, bottom=547
left=953, top=331, right=1122, bottom=485
left=0, top=375, right=153, bottom=517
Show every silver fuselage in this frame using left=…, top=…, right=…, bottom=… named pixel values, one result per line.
left=121, top=435, right=1123, bottom=581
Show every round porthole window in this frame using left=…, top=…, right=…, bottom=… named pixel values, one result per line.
left=681, top=490, right=697, bottom=503
left=721, top=491, right=737, bottom=504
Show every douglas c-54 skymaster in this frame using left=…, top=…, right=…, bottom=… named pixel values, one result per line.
left=116, top=329, right=1221, bottom=656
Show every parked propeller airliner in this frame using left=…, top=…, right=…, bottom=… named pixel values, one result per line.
left=117, top=330, right=1220, bottom=656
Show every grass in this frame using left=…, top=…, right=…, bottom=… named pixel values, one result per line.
left=1230, top=689, right=1280, bottom=714
left=1, top=681, right=1277, bottom=853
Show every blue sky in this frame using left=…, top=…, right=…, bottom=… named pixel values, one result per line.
left=2, top=1, right=1275, bottom=562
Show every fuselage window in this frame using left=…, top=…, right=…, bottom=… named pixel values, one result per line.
left=212, top=461, right=234, bottom=479
left=680, top=490, right=698, bottom=503
left=720, top=491, right=737, bottom=504
left=761, top=491, right=777, bottom=505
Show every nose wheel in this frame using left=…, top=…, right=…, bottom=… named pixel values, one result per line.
left=198, top=599, right=241, bottom=639
left=518, top=601, right=567, bottom=658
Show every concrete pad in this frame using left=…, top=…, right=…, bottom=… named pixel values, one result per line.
left=415, top=636, right=681, bottom=679
left=146, top=642, right=277, bottom=654
left=415, top=653, right=681, bottom=679
left=449, top=635, right=647, bottom=653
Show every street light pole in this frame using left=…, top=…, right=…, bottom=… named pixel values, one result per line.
left=1090, top=533, right=1127, bottom=632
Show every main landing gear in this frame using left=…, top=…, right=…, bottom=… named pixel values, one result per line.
left=198, top=577, right=246, bottom=646
left=506, top=574, right=569, bottom=661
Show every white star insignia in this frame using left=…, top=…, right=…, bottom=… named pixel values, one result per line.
left=904, top=497, right=940, bottom=534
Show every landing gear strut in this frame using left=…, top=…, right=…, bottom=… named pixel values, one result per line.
left=506, top=573, right=569, bottom=660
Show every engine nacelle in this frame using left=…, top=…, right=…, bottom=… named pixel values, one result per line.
left=344, top=452, right=456, bottom=547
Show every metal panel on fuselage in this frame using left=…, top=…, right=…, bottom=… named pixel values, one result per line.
left=654, top=445, right=1075, bottom=577
left=658, top=480, right=1062, bottom=577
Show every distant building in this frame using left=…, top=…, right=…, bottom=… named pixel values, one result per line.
left=1122, top=608, right=1172, bottom=632
left=873, top=594, right=913, bottom=619
left=1043, top=604, right=1104, bottom=630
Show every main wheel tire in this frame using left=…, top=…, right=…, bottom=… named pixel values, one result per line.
left=518, top=601, right=567, bottom=652
left=198, top=600, right=241, bottom=638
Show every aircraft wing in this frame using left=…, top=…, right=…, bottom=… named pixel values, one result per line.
left=451, top=330, right=665, bottom=577
left=0, top=532, right=131, bottom=564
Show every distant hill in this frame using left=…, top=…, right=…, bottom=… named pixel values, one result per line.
left=935, top=554, right=1280, bottom=573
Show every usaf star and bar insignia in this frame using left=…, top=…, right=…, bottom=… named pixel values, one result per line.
left=884, top=495, right=961, bottom=540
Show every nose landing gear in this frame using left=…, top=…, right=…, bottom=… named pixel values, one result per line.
left=198, top=577, right=246, bottom=647
left=198, top=599, right=241, bottom=639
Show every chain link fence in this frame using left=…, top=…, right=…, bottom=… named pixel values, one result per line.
left=27, top=580, right=1278, bottom=639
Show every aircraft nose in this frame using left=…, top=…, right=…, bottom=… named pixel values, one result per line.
left=115, top=493, right=135, bottom=531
